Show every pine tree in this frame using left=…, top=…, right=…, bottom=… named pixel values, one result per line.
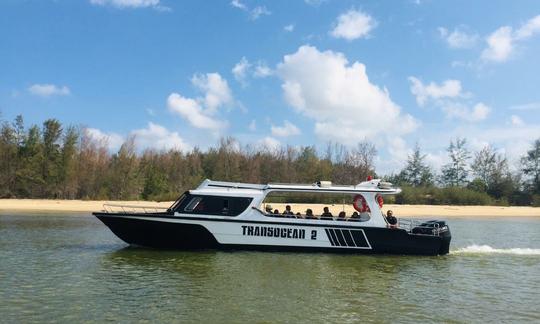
left=440, top=138, right=470, bottom=187
left=521, top=138, right=540, bottom=194
left=400, top=143, right=434, bottom=187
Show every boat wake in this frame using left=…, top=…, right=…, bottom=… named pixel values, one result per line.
left=452, top=244, right=540, bottom=255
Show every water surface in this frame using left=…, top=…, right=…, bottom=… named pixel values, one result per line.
left=1, top=214, right=539, bottom=323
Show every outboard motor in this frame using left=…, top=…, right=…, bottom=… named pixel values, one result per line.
left=412, top=220, right=451, bottom=255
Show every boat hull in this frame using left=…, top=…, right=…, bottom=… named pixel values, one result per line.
left=94, top=213, right=451, bottom=256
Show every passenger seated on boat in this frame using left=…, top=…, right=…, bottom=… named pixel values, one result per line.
left=320, top=207, right=333, bottom=220
left=283, top=205, right=294, bottom=217
left=305, top=209, right=317, bottom=219
left=295, top=212, right=302, bottom=218
left=273, top=209, right=281, bottom=216
left=386, top=210, right=398, bottom=228
left=337, top=211, right=346, bottom=221
left=349, top=211, right=360, bottom=221
left=265, top=205, right=273, bottom=214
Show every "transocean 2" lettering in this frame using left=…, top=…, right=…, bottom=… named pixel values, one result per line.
left=241, top=225, right=306, bottom=239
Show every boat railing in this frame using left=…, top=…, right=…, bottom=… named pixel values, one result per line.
left=102, top=203, right=170, bottom=214
left=398, top=218, right=441, bottom=236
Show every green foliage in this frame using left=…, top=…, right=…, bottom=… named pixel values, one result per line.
left=440, top=137, right=470, bottom=187
left=1, top=115, right=539, bottom=206
left=521, top=139, right=540, bottom=194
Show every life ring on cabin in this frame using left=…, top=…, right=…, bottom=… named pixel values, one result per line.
left=353, top=195, right=370, bottom=213
left=376, top=194, right=384, bottom=208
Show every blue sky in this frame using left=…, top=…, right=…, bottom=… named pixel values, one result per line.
left=1, top=0, right=540, bottom=173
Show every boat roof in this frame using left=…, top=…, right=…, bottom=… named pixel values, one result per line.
left=191, top=179, right=401, bottom=196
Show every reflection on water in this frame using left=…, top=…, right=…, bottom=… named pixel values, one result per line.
left=1, top=214, right=539, bottom=323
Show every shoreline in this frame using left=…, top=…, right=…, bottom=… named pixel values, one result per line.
left=0, top=199, right=539, bottom=217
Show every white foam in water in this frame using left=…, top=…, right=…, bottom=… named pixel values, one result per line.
left=453, top=244, right=540, bottom=255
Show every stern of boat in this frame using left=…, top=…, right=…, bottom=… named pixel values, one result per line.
left=398, top=219, right=452, bottom=255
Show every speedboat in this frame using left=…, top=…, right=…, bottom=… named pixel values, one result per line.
left=93, top=178, right=451, bottom=255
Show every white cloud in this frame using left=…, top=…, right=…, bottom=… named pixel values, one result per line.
left=438, top=26, right=478, bottom=49
left=248, top=119, right=257, bottom=131
left=514, top=15, right=540, bottom=40
left=28, top=84, right=70, bottom=97
left=250, top=6, right=271, bottom=20
left=408, top=77, right=489, bottom=122
left=408, top=77, right=463, bottom=106
left=277, top=45, right=417, bottom=145
left=253, top=62, right=273, bottom=78
left=442, top=102, right=491, bottom=122
left=167, top=93, right=227, bottom=131
left=85, top=128, right=124, bottom=151
left=131, top=122, right=190, bottom=152
left=232, top=58, right=273, bottom=85
left=481, top=15, right=540, bottom=63
left=230, top=0, right=247, bottom=10
left=89, top=0, right=167, bottom=10
left=330, top=9, right=376, bottom=41
left=258, top=136, right=281, bottom=151
left=191, top=73, right=233, bottom=113
left=284, top=24, right=295, bottom=32
left=481, top=26, right=513, bottom=62
left=232, top=57, right=251, bottom=86
left=231, top=1, right=271, bottom=20
left=511, top=115, right=524, bottom=126
left=271, top=120, right=301, bottom=137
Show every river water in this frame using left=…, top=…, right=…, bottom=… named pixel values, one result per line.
left=0, top=213, right=539, bottom=323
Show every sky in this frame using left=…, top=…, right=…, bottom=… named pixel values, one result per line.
left=1, top=0, right=540, bottom=174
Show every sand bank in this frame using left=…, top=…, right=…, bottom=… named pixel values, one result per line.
left=0, top=199, right=539, bottom=217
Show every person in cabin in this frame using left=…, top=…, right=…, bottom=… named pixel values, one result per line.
left=337, top=211, right=346, bottom=221
left=295, top=212, right=302, bottom=218
left=283, top=205, right=294, bottom=216
left=273, top=209, right=281, bottom=216
left=349, top=211, right=360, bottom=221
left=386, top=210, right=398, bottom=228
left=320, top=206, right=333, bottom=220
left=265, top=205, right=273, bottom=214
left=305, top=209, right=316, bottom=219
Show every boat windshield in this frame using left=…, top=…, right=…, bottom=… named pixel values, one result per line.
left=261, top=191, right=373, bottom=222
left=173, top=193, right=253, bottom=217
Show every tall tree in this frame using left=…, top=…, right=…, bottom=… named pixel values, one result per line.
left=108, top=136, right=140, bottom=200
left=521, top=138, right=540, bottom=194
left=471, top=145, right=510, bottom=198
left=42, top=119, right=63, bottom=197
left=440, top=138, right=470, bottom=187
left=0, top=121, right=18, bottom=196
left=60, top=126, right=79, bottom=199
left=399, top=143, right=434, bottom=187
left=16, top=125, right=44, bottom=197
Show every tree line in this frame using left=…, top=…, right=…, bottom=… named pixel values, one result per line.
left=0, top=115, right=539, bottom=206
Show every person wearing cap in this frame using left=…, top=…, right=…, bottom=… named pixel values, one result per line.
left=265, top=205, right=273, bottom=214
left=386, top=210, right=398, bottom=228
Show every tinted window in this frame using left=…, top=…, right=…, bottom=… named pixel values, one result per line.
left=176, top=194, right=252, bottom=217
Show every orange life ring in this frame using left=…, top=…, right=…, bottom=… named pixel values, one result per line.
left=353, top=195, right=370, bottom=213
left=376, top=194, right=384, bottom=208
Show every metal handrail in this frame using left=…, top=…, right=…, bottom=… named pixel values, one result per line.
left=102, top=203, right=169, bottom=214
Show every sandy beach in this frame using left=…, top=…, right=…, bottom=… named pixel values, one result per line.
left=0, top=199, right=539, bottom=217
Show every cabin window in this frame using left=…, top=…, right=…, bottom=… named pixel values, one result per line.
left=177, top=194, right=252, bottom=216
left=184, top=197, right=202, bottom=212
left=261, top=191, right=372, bottom=222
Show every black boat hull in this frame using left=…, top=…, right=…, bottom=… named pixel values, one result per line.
left=94, top=213, right=451, bottom=256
